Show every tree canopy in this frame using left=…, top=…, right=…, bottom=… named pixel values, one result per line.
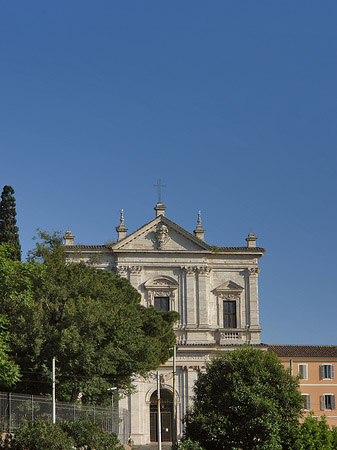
left=0, top=185, right=21, bottom=261
left=184, top=347, right=303, bottom=450
left=0, top=243, right=43, bottom=386
left=295, top=414, right=337, bottom=450
left=3, top=231, right=179, bottom=403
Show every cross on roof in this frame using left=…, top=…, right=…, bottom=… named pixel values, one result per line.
left=153, top=179, right=166, bottom=202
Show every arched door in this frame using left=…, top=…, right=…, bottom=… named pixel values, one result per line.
left=150, top=389, right=173, bottom=442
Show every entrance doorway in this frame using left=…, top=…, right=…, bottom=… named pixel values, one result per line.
left=150, top=389, right=173, bottom=442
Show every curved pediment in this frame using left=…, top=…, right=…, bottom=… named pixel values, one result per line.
left=144, top=275, right=178, bottom=290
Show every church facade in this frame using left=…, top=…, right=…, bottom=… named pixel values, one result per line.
left=65, top=202, right=266, bottom=445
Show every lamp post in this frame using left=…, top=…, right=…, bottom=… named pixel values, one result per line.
left=172, top=345, right=177, bottom=445
left=52, top=357, right=56, bottom=424
left=107, top=387, right=117, bottom=433
left=157, top=371, right=162, bottom=450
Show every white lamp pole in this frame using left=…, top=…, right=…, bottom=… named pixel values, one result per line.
left=107, top=387, right=117, bottom=433
left=157, top=371, right=162, bottom=450
left=52, top=357, right=56, bottom=424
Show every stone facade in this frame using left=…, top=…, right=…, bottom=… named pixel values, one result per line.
left=65, top=203, right=266, bottom=445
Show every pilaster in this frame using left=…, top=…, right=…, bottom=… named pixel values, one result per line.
left=116, top=265, right=129, bottom=279
left=247, top=267, right=261, bottom=344
left=182, top=267, right=196, bottom=327
left=197, top=267, right=211, bottom=328
left=129, top=266, right=142, bottom=289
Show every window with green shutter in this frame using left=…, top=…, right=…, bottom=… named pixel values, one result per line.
left=322, top=394, right=335, bottom=410
left=301, top=394, right=311, bottom=410
left=298, top=364, right=308, bottom=380
left=320, top=364, right=335, bottom=379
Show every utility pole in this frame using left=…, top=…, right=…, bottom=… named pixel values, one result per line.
left=52, top=357, right=56, bottom=424
left=157, top=371, right=162, bottom=450
left=172, top=345, right=177, bottom=445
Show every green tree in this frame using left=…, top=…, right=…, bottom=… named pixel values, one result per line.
left=5, top=231, right=179, bottom=403
left=0, top=243, right=44, bottom=386
left=0, top=315, right=20, bottom=386
left=184, top=347, right=303, bottom=450
left=296, top=414, right=332, bottom=450
left=0, top=186, right=21, bottom=261
left=331, top=426, right=337, bottom=449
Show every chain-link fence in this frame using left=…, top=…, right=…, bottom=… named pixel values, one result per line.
left=0, top=392, right=130, bottom=444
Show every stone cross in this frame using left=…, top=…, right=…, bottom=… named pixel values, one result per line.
left=153, top=179, right=166, bottom=202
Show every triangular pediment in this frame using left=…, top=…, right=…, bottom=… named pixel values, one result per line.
left=113, top=216, right=211, bottom=252
left=215, top=280, right=244, bottom=293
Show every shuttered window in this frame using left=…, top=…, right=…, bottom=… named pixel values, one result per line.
left=321, top=394, right=336, bottom=410
left=223, top=301, right=237, bottom=328
left=301, top=394, right=311, bottom=410
left=320, top=364, right=335, bottom=379
left=298, top=364, right=308, bottom=380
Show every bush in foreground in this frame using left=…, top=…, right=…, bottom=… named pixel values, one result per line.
left=62, top=419, right=124, bottom=450
left=0, top=418, right=123, bottom=450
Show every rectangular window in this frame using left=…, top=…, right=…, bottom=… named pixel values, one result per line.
left=154, top=296, right=169, bottom=312
left=223, top=301, right=237, bottom=328
left=320, top=364, right=335, bottom=379
left=298, top=364, right=308, bottom=380
left=301, top=394, right=311, bottom=410
left=322, top=394, right=336, bottom=410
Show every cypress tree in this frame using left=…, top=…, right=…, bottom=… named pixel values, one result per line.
left=0, top=185, right=21, bottom=261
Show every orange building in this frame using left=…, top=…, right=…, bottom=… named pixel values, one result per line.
left=268, top=345, right=337, bottom=428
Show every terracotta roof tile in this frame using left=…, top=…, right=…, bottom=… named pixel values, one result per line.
left=65, top=244, right=108, bottom=249
left=267, top=345, right=337, bottom=357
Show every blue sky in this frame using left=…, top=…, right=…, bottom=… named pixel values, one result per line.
left=1, top=1, right=336, bottom=345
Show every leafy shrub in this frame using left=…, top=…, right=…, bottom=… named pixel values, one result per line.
left=331, top=426, right=337, bottom=450
left=61, top=419, right=124, bottom=450
left=296, top=414, right=334, bottom=450
left=9, top=418, right=74, bottom=450
left=0, top=418, right=123, bottom=450
left=172, top=439, right=205, bottom=450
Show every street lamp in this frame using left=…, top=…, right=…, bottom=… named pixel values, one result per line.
left=107, top=387, right=117, bottom=434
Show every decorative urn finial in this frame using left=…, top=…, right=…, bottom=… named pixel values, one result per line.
left=64, top=230, right=75, bottom=245
left=116, top=209, right=128, bottom=241
left=194, top=210, right=205, bottom=241
left=246, top=231, right=258, bottom=248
